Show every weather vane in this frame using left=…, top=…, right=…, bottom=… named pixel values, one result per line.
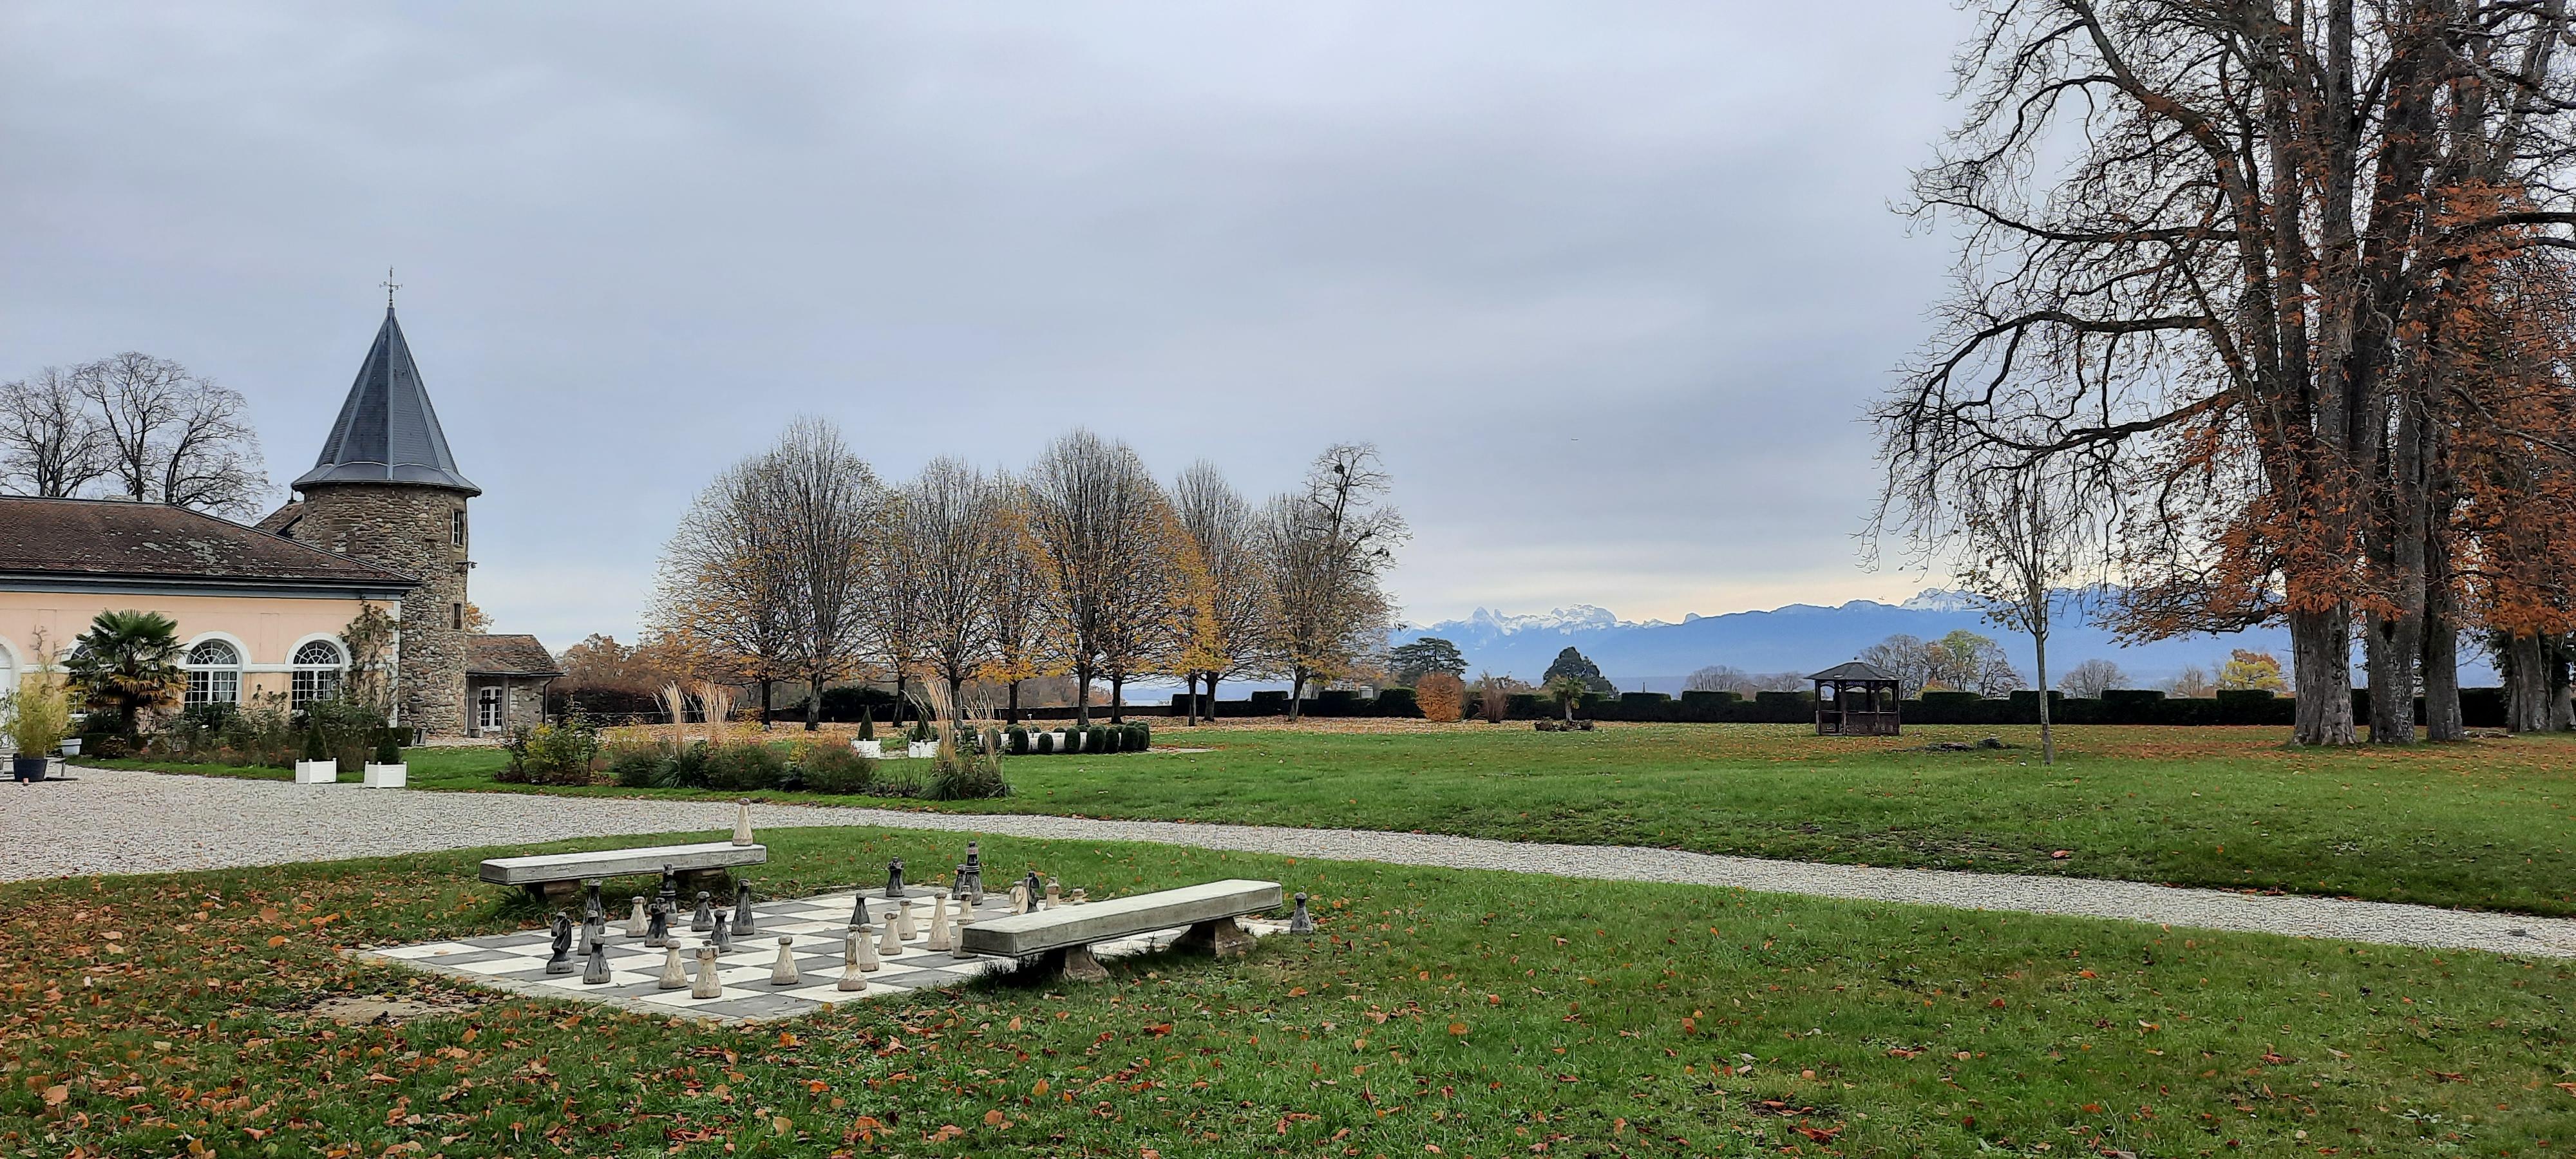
left=381, top=267, right=401, bottom=308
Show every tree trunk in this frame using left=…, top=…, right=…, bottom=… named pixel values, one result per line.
left=1288, top=668, right=1307, bottom=721
left=2555, top=636, right=2575, bottom=732
left=1182, top=672, right=1198, bottom=726
left=2034, top=630, right=2052, bottom=766
left=1204, top=674, right=1220, bottom=722
left=2506, top=632, right=2551, bottom=732
left=804, top=670, right=822, bottom=731
left=2289, top=606, right=2357, bottom=745
left=2420, top=554, right=2463, bottom=741
left=945, top=674, right=964, bottom=728
left=1074, top=663, right=1092, bottom=726
left=892, top=674, right=908, bottom=726
left=2362, top=611, right=2418, bottom=744
left=758, top=679, right=773, bottom=731
left=1006, top=679, right=1021, bottom=724
left=1109, top=672, right=1125, bottom=724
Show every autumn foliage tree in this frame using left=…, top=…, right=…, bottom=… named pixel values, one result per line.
left=1416, top=672, right=1465, bottom=723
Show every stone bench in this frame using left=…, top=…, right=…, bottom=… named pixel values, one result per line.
left=960, top=878, right=1282, bottom=980
left=477, top=841, right=768, bottom=900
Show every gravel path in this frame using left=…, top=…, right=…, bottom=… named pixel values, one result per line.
left=12, top=766, right=2572, bottom=959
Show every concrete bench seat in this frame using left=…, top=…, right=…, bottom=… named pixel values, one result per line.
left=478, top=841, right=767, bottom=899
left=961, top=878, right=1282, bottom=980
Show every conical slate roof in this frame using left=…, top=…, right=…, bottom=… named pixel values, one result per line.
left=291, top=306, right=480, bottom=495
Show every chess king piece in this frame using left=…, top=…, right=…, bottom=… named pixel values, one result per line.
left=657, top=944, right=688, bottom=990
left=582, top=939, right=611, bottom=985
left=712, top=913, right=733, bottom=955
left=857, top=924, right=883, bottom=971
left=925, top=890, right=952, bottom=952
left=849, top=892, right=872, bottom=930
left=731, top=798, right=754, bottom=846
left=646, top=898, right=671, bottom=948
left=876, top=911, right=903, bottom=959
left=1289, top=892, right=1316, bottom=935
left=838, top=932, right=867, bottom=992
left=545, top=910, right=576, bottom=974
left=692, top=890, right=715, bottom=932
left=690, top=945, right=722, bottom=999
left=885, top=858, right=906, bottom=899
left=770, top=935, right=800, bottom=986
left=733, top=881, right=758, bottom=936
left=625, top=896, right=649, bottom=938
left=582, top=879, right=606, bottom=924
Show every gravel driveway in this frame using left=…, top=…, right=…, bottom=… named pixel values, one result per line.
left=12, top=766, right=2571, bottom=959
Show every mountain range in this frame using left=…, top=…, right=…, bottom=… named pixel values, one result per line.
left=1393, top=590, right=2499, bottom=692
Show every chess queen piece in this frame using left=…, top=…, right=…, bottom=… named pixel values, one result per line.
left=885, top=858, right=907, bottom=899
left=1289, top=892, right=1316, bottom=935
left=581, top=938, right=611, bottom=985
left=657, top=944, right=688, bottom=990
left=731, top=798, right=754, bottom=846
left=711, top=912, right=733, bottom=955
left=625, top=896, right=649, bottom=938
left=646, top=897, right=672, bottom=948
left=876, top=910, right=903, bottom=959
left=692, top=890, right=715, bottom=933
left=733, top=881, right=759, bottom=936
left=770, top=935, right=800, bottom=986
left=925, top=890, right=952, bottom=952
left=838, top=932, right=868, bottom=992
left=690, top=945, right=722, bottom=999
left=545, top=910, right=576, bottom=974
left=582, top=879, right=606, bottom=924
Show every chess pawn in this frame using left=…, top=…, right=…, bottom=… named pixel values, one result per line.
left=925, top=891, right=952, bottom=952
left=733, top=882, right=758, bottom=936
left=712, top=912, right=733, bottom=955
left=581, top=939, right=611, bottom=985
left=657, top=944, right=688, bottom=990
left=896, top=900, right=918, bottom=941
left=1044, top=879, right=1061, bottom=909
left=876, top=911, right=903, bottom=959
left=545, top=911, right=576, bottom=975
left=838, top=932, right=868, bottom=992
left=856, top=925, right=882, bottom=972
left=690, top=945, right=722, bottom=999
left=1289, top=892, right=1316, bottom=935
left=731, top=798, right=754, bottom=846
left=770, top=935, right=800, bottom=986
left=1067, top=888, right=1087, bottom=905
left=692, top=891, right=715, bottom=932
left=625, top=896, right=649, bottom=938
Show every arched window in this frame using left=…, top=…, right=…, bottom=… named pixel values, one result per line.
left=184, top=639, right=243, bottom=708
left=290, top=639, right=346, bottom=708
left=0, top=637, right=19, bottom=712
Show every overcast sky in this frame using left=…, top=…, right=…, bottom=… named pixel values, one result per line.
left=3, top=3, right=1976, bottom=648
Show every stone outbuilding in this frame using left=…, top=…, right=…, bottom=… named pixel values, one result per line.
left=466, top=634, right=564, bottom=737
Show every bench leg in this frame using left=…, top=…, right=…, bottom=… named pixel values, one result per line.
left=526, top=880, right=583, bottom=904
left=1041, top=944, right=1111, bottom=982
left=1175, top=917, right=1254, bottom=959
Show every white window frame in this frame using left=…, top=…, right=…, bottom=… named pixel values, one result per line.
left=183, top=636, right=245, bottom=709
left=290, top=637, right=348, bottom=708
left=477, top=685, right=504, bottom=731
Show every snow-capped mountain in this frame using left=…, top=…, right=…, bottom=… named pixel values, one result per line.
left=1454, top=605, right=1648, bottom=634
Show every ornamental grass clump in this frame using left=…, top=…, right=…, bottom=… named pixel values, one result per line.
left=925, top=731, right=1009, bottom=800
left=796, top=743, right=876, bottom=795
left=701, top=741, right=786, bottom=791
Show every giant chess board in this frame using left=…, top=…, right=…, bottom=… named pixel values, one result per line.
left=359, top=887, right=1276, bottom=1023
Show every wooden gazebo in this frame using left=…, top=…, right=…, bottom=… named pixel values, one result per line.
left=1810, top=661, right=1901, bottom=736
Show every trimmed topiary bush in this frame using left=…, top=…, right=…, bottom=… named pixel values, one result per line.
left=1036, top=730, right=1055, bottom=755
left=1007, top=726, right=1029, bottom=755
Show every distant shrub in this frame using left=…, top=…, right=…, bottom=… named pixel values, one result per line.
left=1036, top=730, right=1055, bottom=755
left=703, top=742, right=786, bottom=791
left=605, top=742, right=672, bottom=789
left=1007, top=726, right=1029, bottom=755
left=500, top=722, right=601, bottom=786
left=1416, top=673, right=1465, bottom=722
left=799, top=744, right=877, bottom=795
left=926, top=737, right=1009, bottom=800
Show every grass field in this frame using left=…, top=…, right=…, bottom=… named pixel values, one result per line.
left=5, top=825, right=2570, bottom=1157
left=95, top=722, right=2576, bottom=917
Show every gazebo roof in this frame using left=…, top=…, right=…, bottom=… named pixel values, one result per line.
left=1808, top=661, right=1897, bottom=683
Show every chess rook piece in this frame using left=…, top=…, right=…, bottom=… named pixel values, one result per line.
left=770, top=935, right=800, bottom=986
left=625, top=896, right=649, bottom=938
left=885, top=858, right=906, bottom=899
left=1044, top=878, right=1061, bottom=909
left=960, top=841, right=984, bottom=901
left=877, top=910, right=903, bottom=959
left=857, top=924, right=883, bottom=971
left=1289, top=892, right=1316, bottom=935
left=731, top=798, right=754, bottom=846
left=582, top=879, right=606, bottom=924
left=690, top=945, right=722, bottom=999
left=545, top=911, right=576, bottom=975
left=582, top=939, right=611, bottom=985
left=657, top=944, right=688, bottom=990
left=646, top=898, right=671, bottom=948
left=925, top=890, right=952, bottom=952
left=838, top=932, right=868, bottom=992
left=692, top=890, right=715, bottom=932
left=733, top=881, right=758, bottom=936
left=849, top=892, right=872, bottom=930
left=712, top=912, right=733, bottom=955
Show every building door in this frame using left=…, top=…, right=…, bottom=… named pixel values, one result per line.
left=477, top=686, right=503, bottom=733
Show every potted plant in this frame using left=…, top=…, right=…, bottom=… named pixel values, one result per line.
left=363, top=733, right=408, bottom=788
left=5, top=672, right=73, bottom=784
left=57, top=735, right=80, bottom=757
left=292, top=726, right=337, bottom=784
left=906, top=719, right=936, bottom=760
left=852, top=707, right=882, bottom=759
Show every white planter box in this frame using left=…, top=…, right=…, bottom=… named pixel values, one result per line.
left=853, top=739, right=883, bottom=759
left=363, top=762, right=408, bottom=788
left=906, top=741, right=937, bottom=759
left=292, top=760, right=339, bottom=785
left=57, top=738, right=81, bottom=756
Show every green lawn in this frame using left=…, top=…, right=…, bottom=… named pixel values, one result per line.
left=4, top=826, right=2569, bottom=1157
left=94, top=722, right=2576, bottom=916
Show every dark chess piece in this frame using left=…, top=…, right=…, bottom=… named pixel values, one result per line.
left=849, top=892, right=871, bottom=929
left=646, top=897, right=672, bottom=947
left=582, top=938, right=611, bottom=985
left=692, top=890, right=715, bottom=932
left=658, top=865, right=680, bottom=912
left=582, top=878, right=605, bottom=924
left=885, top=858, right=906, bottom=899
left=712, top=912, right=733, bottom=954
left=733, top=881, right=758, bottom=936
left=1289, top=892, right=1316, bottom=935
left=1020, top=870, right=1045, bottom=907
left=545, top=910, right=576, bottom=974
left=960, top=842, right=983, bottom=902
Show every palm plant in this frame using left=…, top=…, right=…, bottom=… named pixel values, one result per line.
left=1544, top=675, right=1589, bottom=722
left=62, top=610, right=185, bottom=736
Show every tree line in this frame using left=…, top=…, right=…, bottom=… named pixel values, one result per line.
left=0, top=353, right=269, bottom=517
left=1877, top=2, right=2576, bottom=744
left=648, top=419, right=1406, bottom=728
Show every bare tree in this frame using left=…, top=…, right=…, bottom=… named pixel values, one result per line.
left=978, top=475, right=1057, bottom=723
left=768, top=419, right=881, bottom=731
left=1958, top=468, right=2097, bottom=764
left=893, top=457, right=1010, bottom=721
left=1683, top=665, right=1755, bottom=695
left=1095, top=496, right=1189, bottom=722
left=1023, top=429, right=1170, bottom=726
left=1170, top=460, right=1276, bottom=724
left=2056, top=658, right=2126, bottom=699
left=1857, top=635, right=1935, bottom=700
left=1256, top=444, right=1406, bottom=718
left=0, top=367, right=106, bottom=497
left=75, top=352, right=268, bottom=515
left=650, top=451, right=803, bottom=724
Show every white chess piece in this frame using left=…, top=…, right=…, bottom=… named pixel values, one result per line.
left=657, top=945, right=688, bottom=990
left=731, top=798, right=753, bottom=846
left=857, top=925, right=882, bottom=971
left=626, top=897, right=650, bottom=938
left=837, top=932, right=867, bottom=993
left=770, top=935, right=800, bottom=986
left=896, top=900, right=918, bottom=941
left=878, top=912, right=904, bottom=959
left=950, top=909, right=976, bottom=960
left=1043, top=879, right=1061, bottom=909
left=690, top=945, right=722, bottom=999
left=925, top=891, right=952, bottom=952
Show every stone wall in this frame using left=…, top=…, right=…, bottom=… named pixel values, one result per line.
left=287, top=483, right=472, bottom=736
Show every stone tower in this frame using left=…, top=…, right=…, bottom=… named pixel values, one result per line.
left=279, top=304, right=480, bottom=736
